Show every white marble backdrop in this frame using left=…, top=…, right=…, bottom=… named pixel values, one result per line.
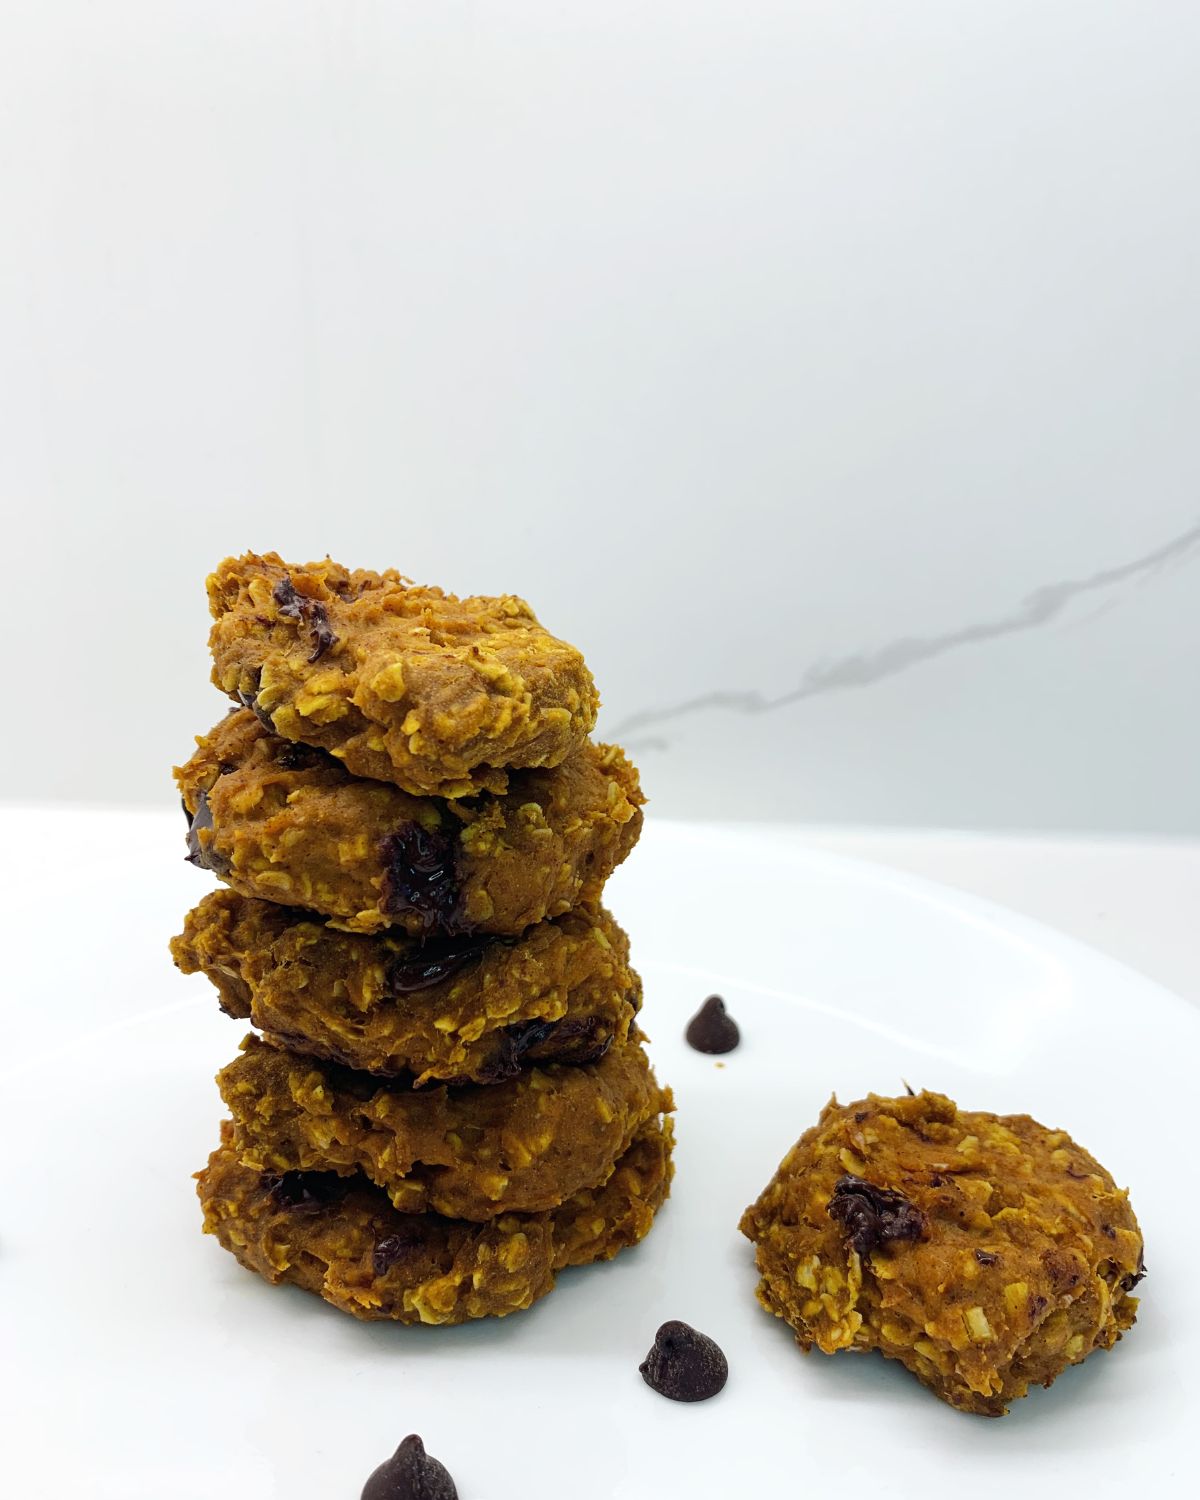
left=3, top=1, right=1198, bottom=831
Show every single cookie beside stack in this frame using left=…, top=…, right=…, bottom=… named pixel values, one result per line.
left=172, top=552, right=673, bottom=1324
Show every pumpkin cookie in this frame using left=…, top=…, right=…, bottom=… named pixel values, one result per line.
left=207, top=552, right=599, bottom=796
left=739, top=1090, right=1144, bottom=1416
left=172, top=891, right=641, bottom=1085
left=176, top=710, right=642, bottom=937
left=198, top=1114, right=673, bottom=1325
left=219, top=1033, right=671, bottom=1222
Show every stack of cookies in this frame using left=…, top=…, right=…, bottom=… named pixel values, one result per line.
left=171, top=552, right=673, bottom=1325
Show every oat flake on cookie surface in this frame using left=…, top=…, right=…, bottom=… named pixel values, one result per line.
left=207, top=551, right=599, bottom=797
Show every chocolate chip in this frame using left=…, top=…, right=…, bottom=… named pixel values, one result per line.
left=1121, top=1248, right=1147, bottom=1292
left=476, top=1019, right=557, bottom=1082
left=476, top=1015, right=612, bottom=1084
left=237, top=674, right=276, bottom=730
left=275, top=739, right=331, bottom=772
left=1101, top=1223, right=1117, bottom=1240
left=372, top=1231, right=419, bottom=1278
left=273, top=574, right=338, bottom=663
left=684, top=995, right=739, bottom=1054
left=827, top=1174, right=927, bottom=1256
left=386, top=934, right=493, bottom=994
left=361, top=1434, right=457, bottom=1500
left=273, top=575, right=302, bottom=614
left=380, top=823, right=462, bottom=933
left=639, top=1320, right=728, bottom=1403
left=975, top=1249, right=999, bottom=1266
left=184, top=789, right=230, bottom=875
left=540, top=1013, right=612, bottom=1065
left=307, top=607, right=336, bottom=661
left=261, top=1169, right=342, bottom=1214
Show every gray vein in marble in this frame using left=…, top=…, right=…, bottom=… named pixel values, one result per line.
left=612, top=518, right=1200, bottom=746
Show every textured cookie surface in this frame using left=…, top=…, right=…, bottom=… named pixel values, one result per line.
left=207, top=552, right=599, bottom=795
left=172, top=891, right=641, bottom=1084
left=198, top=1115, right=673, bottom=1324
left=739, top=1090, right=1144, bottom=1416
left=176, top=710, right=642, bottom=936
left=220, top=1033, right=671, bottom=1221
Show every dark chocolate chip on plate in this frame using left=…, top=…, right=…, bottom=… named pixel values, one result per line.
left=361, top=1434, right=457, bottom=1500
left=684, top=994, right=739, bottom=1054
left=639, top=1320, right=728, bottom=1402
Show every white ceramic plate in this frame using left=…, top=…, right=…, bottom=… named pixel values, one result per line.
left=3, top=811, right=1193, bottom=1499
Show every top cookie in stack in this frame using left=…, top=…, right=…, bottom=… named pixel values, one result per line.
left=174, top=553, right=672, bottom=1325
left=207, top=551, right=600, bottom=796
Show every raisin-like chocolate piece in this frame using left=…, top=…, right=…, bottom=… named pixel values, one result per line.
left=184, top=789, right=230, bottom=875
left=827, top=1174, right=927, bottom=1255
left=380, top=823, right=461, bottom=933
left=261, top=1169, right=342, bottom=1214
left=975, top=1249, right=999, bottom=1266
left=639, top=1320, right=728, bottom=1403
left=273, top=574, right=338, bottom=663
left=361, top=1434, right=458, bottom=1500
left=386, top=934, right=493, bottom=994
left=684, top=995, right=739, bottom=1054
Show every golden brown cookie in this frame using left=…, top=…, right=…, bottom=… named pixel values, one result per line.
left=206, top=552, right=599, bottom=796
left=198, top=1115, right=673, bottom=1324
left=172, top=890, right=641, bottom=1085
left=219, top=1033, right=672, bottom=1222
left=176, top=710, right=642, bottom=937
left=739, top=1090, right=1144, bottom=1416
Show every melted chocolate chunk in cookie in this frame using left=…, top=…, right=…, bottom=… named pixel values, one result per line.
left=273, top=574, right=338, bottom=663
left=476, top=1014, right=611, bottom=1084
left=386, top=934, right=493, bottom=994
left=361, top=1434, right=458, bottom=1500
left=237, top=688, right=275, bottom=731
left=184, top=789, right=230, bottom=875
left=372, top=1229, right=421, bottom=1278
left=827, top=1174, right=927, bottom=1256
left=275, top=739, right=333, bottom=772
left=1121, top=1247, right=1147, bottom=1292
left=684, top=995, right=739, bottom=1054
left=639, top=1320, right=728, bottom=1402
left=261, top=1168, right=342, bottom=1214
left=381, top=823, right=461, bottom=933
